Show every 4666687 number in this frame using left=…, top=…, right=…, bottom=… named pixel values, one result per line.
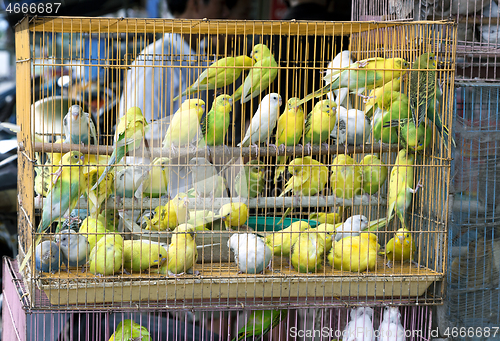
left=443, top=327, right=499, bottom=338
left=5, top=2, right=61, bottom=14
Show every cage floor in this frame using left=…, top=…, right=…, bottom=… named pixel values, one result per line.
left=28, top=256, right=442, bottom=306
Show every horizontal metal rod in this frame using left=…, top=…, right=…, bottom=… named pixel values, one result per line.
left=33, top=194, right=387, bottom=211
left=32, top=141, right=399, bottom=159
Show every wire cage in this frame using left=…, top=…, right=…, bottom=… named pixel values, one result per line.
left=351, top=0, right=500, bottom=80
left=15, top=17, right=455, bottom=309
left=446, top=81, right=500, bottom=339
left=4, top=257, right=435, bottom=341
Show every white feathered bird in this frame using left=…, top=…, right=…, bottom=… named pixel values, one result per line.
left=228, top=233, right=272, bottom=274
left=343, top=307, right=376, bottom=341
left=239, top=93, right=282, bottom=147
left=377, top=306, right=406, bottom=341
left=335, top=215, right=369, bottom=242
left=323, top=51, right=354, bottom=108
left=331, top=106, right=371, bottom=145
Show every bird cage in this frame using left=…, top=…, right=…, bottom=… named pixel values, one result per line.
left=4, top=257, right=434, bottom=341
left=15, top=17, right=455, bottom=310
left=445, top=81, right=500, bottom=337
left=352, top=0, right=500, bottom=80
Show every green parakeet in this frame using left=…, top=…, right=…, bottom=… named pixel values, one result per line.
left=92, top=107, right=149, bottom=190
left=109, top=319, right=151, bottom=341
left=302, top=99, right=336, bottom=146
left=200, top=94, right=233, bottom=146
left=173, top=55, right=253, bottom=101
left=162, top=99, right=205, bottom=148
left=232, top=310, right=287, bottom=341
left=386, top=149, right=421, bottom=230
left=359, top=154, right=388, bottom=194
left=408, top=53, right=454, bottom=148
left=233, top=160, right=266, bottom=198
left=298, top=57, right=409, bottom=105
left=274, top=97, right=305, bottom=181
left=234, top=44, right=278, bottom=103
left=38, top=151, right=85, bottom=234
left=398, top=119, right=433, bottom=152
left=371, top=91, right=410, bottom=144
left=122, top=240, right=168, bottom=272
left=279, top=156, right=329, bottom=197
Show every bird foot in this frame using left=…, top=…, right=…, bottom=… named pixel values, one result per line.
left=250, top=144, right=259, bottom=155
left=122, top=268, right=131, bottom=275
left=268, top=143, right=278, bottom=154
left=188, top=143, right=198, bottom=154
left=278, top=143, right=287, bottom=154
left=385, top=261, right=393, bottom=268
left=170, top=144, right=178, bottom=156
left=358, top=60, right=369, bottom=68
left=321, top=142, right=330, bottom=150
left=409, top=179, right=424, bottom=194
left=224, top=145, right=231, bottom=155
left=411, top=260, right=425, bottom=268
left=304, top=143, right=312, bottom=155
left=193, top=270, right=200, bottom=276
left=357, top=93, right=374, bottom=100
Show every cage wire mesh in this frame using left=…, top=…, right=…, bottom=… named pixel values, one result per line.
left=446, top=81, right=500, bottom=337
left=351, top=0, right=500, bottom=80
left=15, top=17, right=454, bottom=310
left=4, top=257, right=434, bottom=341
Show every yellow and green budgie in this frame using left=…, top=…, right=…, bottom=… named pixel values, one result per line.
left=298, top=57, right=409, bottom=105
left=234, top=44, right=278, bottom=103
left=274, top=97, right=306, bottom=181
left=109, top=319, right=151, bottom=341
left=173, top=55, right=253, bottom=101
left=265, top=221, right=310, bottom=257
left=92, top=107, right=149, bottom=190
left=162, top=99, right=205, bottom=148
left=200, top=94, right=233, bottom=146
left=88, top=234, right=124, bottom=276
left=379, top=227, right=417, bottom=267
left=232, top=310, right=287, bottom=341
left=302, top=99, right=336, bottom=146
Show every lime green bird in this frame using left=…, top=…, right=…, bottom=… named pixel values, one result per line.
left=379, top=228, right=416, bottom=268
left=88, top=234, right=124, bottom=276
left=232, top=310, right=287, bottom=341
left=173, top=55, right=253, bottom=101
left=83, top=166, right=114, bottom=218
left=38, top=151, right=86, bottom=234
left=386, top=149, right=421, bottom=230
left=279, top=156, right=329, bottom=197
left=122, top=240, right=168, bottom=273
left=200, top=94, right=233, bottom=146
left=163, top=230, right=198, bottom=275
left=372, top=91, right=410, bottom=144
left=398, top=118, right=433, bottom=152
left=330, top=154, right=363, bottom=199
left=291, top=231, right=325, bottom=273
left=93, top=107, right=149, bottom=190
left=162, top=99, right=206, bottom=148
left=234, top=44, right=278, bottom=103
left=274, top=97, right=306, bottom=181
left=359, top=154, right=388, bottom=195
left=265, top=221, right=310, bottom=257
left=309, top=212, right=342, bottom=225
left=408, top=53, right=454, bottom=148
left=233, top=160, right=266, bottom=198
left=79, top=217, right=108, bottom=250
left=109, top=319, right=151, bottom=341
left=135, top=157, right=170, bottom=198
left=298, top=57, right=409, bottom=105
left=302, top=99, right=337, bottom=146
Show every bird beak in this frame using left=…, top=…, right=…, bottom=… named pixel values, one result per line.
left=279, top=97, right=282, bottom=106
left=201, top=104, right=206, bottom=111
left=80, top=155, right=85, bottom=162
left=397, top=235, right=405, bottom=242
left=228, top=97, right=233, bottom=106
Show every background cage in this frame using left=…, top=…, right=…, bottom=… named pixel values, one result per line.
left=15, top=17, right=455, bottom=310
